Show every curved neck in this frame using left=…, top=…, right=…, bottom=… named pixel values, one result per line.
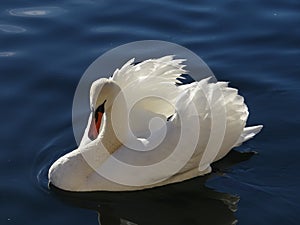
left=99, top=109, right=122, bottom=154
left=96, top=81, right=128, bottom=154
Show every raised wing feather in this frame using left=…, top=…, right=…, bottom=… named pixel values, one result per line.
left=111, top=56, right=189, bottom=136
left=111, top=56, right=187, bottom=116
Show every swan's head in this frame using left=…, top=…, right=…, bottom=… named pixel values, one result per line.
left=48, top=78, right=122, bottom=191
left=88, top=78, right=121, bottom=140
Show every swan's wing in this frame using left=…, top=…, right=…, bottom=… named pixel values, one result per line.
left=213, top=82, right=263, bottom=160
left=171, top=78, right=263, bottom=172
left=170, top=78, right=218, bottom=173
left=110, top=55, right=187, bottom=118
left=212, top=82, right=249, bottom=161
left=111, top=55, right=186, bottom=87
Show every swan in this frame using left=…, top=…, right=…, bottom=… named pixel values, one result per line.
left=48, top=55, right=262, bottom=192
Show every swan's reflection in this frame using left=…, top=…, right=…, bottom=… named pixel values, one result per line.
left=50, top=150, right=254, bottom=225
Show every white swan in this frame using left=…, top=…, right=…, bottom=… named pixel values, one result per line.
left=48, top=56, right=262, bottom=192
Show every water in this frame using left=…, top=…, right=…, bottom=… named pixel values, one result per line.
left=1, top=0, right=299, bottom=224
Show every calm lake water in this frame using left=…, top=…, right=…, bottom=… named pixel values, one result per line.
left=1, top=0, right=300, bottom=224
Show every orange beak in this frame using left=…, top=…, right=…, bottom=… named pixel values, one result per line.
left=88, top=111, right=103, bottom=140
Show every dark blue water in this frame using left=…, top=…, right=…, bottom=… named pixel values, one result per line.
left=1, top=0, right=300, bottom=224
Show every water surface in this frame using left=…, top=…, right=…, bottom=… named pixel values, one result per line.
left=1, top=0, right=300, bottom=224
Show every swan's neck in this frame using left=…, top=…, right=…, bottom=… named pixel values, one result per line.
left=99, top=109, right=122, bottom=154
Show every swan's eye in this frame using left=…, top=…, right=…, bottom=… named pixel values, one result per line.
left=88, top=100, right=106, bottom=140
left=95, top=100, right=106, bottom=122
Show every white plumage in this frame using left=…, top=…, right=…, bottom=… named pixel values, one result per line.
left=48, top=56, right=262, bottom=192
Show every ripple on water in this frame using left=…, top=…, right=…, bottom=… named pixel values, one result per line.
left=0, top=24, right=26, bottom=33
left=0, top=52, right=15, bottom=57
left=8, top=6, right=65, bottom=17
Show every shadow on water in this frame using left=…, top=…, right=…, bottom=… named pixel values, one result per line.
left=49, top=150, right=254, bottom=225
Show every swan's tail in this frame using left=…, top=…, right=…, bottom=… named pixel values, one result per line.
left=234, top=125, right=263, bottom=147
